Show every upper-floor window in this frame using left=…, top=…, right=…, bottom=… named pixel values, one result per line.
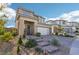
left=42, top=19, right=45, bottom=23
left=38, top=17, right=45, bottom=23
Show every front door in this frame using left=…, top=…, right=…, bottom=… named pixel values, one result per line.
left=27, top=25, right=31, bottom=35
left=24, top=21, right=34, bottom=35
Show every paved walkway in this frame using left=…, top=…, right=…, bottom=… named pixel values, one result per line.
left=26, top=35, right=75, bottom=55
left=70, top=36, right=79, bottom=55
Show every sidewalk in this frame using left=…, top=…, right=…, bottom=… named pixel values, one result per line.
left=70, top=36, right=79, bottom=55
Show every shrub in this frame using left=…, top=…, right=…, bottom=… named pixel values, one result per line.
left=18, top=36, right=23, bottom=45
left=50, top=39, right=60, bottom=46
left=63, top=32, right=67, bottom=36
left=0, top=30, right=5, bottom=35
left=55, top=32, right=58, bottom=35
left=64, top=33, right=74, bottom=37
left=35, top=47, right=43, bottom=53
left=0, top=35, right=4, bottom=41
left=23, top=34, right=25, bottom=38
left=25, top=39, right=37, bottom=48
left=64, top=34, right=74, bottom=37
left=12, top=31, right=18, bottom=36
left=5, top=28, right=18, bottom=37
left=36, top=32, right=41, bottom=37
left=0, top=26, right=5, bottom=35
left=3, top=32, right=13, bottom=41
left=0, top=19, right=13, bottom=42
left=75, top=31, right=78, bottom=33
left=17, top=46, right=20, bottom=55
left=0, top=19, right=6, bottom=26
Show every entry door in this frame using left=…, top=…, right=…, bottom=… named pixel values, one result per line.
left=27, top=25, right=31, bottom=35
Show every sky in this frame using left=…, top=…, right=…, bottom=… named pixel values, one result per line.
left=1, top=3, right=79, bottom=27
left=10, top=3, right=79, bottom=18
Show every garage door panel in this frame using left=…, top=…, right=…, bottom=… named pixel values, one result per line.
left=37, top=27, right=50, bottom=35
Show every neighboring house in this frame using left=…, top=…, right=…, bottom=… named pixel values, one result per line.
left=46, top=20, right=56, bottom=25
left=46, top=19, right=79, bottom=34
left=46, top=20, right=67, bottom=33
left=46, top=19, right=67, bottom=26
left=16, top=8, right=52, bottom=37
left=63, top=22, right=79, bottom=33
left=54, top=20, right=67, bottom=26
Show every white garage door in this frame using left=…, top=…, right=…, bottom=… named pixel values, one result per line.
left=37, top=27, right=50, bottom=35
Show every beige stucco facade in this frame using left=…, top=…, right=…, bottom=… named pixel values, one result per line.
left=16, top=16, right=38, bottom=37
left=16, top=8, right=52, bottom=37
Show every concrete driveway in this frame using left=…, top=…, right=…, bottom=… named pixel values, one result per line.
left=70, top=36, right=79, bottom=55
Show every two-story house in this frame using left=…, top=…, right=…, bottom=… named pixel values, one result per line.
left=16, top=8, right=52, bottom=37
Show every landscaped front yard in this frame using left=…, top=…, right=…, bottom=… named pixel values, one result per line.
left=17, top=35, right=76, bottom=55
left=0, top=19, right=76, bottom=55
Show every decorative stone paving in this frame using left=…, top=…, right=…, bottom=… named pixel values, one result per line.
left=26, top=35, right=59, bottom=54
left=37, top=41, right=50, bottom=47
left=26, top=35, right=75, bottom=55
left=41, top=45, right=59, bottom=53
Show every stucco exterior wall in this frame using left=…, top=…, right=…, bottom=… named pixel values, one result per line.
left=16, top=8, right=52, bottom=37
left=16, top=16, right=38, bottom=37
left=18, top=18, right=25, bottom=37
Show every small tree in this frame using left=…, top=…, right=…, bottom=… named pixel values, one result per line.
left=0, top=19, right=6, bottom=26
left=0, top=19, right=13, bottom=42
left=18, top=36, right=23, bottom=45
left=58, top=25, right=64, bottom=33
left=12, top=28, right=18, bottom=37
left=0, top=20, right=6, bottom=35
left=17, top=36, right=23, bottom=55
left=17, top=46, right=20, bottom=55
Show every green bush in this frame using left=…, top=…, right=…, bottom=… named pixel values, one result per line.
left=25, top=39, right=37, bottom=48
left=0, top=19, right=14, bottom=42
left=12, top=31, right=18, bottom=36
left=64, top=34, right=74, bottom=37
left=23, top=34, right=25, bottom=38
left=50, top=39, right=60, bottom=46
left=17, top=46, right=20, bottom=55
left=63, top=32, right=67, bottom=36
left=36, top=32, right=41, bottom=37
left=0, top=35, right=4, bottom=41
left=2, top=32, right=13, bottom=41
left=75, top=31, right=78, bottom=33
left=55, top=32, right=58, bottom=35
left=0, top=30, right=5, bottom=35
left=35, top=47, right=43, bottom=53
left=64, top=33, right=74, bottom=37
left=18, top=36, right=23, bottom=45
